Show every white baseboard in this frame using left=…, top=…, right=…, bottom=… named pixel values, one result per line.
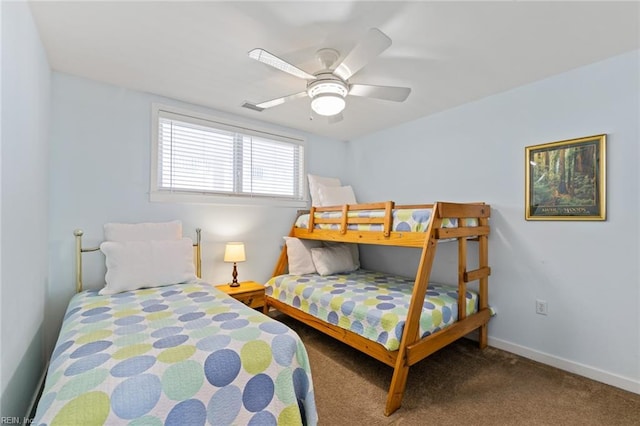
left=487, top=336, right=640, bottom=395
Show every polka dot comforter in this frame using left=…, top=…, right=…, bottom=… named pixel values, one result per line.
left=33, top=282, right=317, bottom=426
left=267, top=270, right=478, bottom=351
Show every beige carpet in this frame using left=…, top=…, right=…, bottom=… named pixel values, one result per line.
left=275, top=315, right=640, bottom=426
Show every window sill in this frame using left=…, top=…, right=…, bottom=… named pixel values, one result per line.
left=150, top=191, right=309, bottom=209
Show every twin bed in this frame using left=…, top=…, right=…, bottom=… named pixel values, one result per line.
left=34, top=199, right=491, bottom=423
left=34, top=224, right=317, bottom=426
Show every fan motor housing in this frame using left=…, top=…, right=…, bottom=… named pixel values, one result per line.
left=307, top=72, right=349, bottom=99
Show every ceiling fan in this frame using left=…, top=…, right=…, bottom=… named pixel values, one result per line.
left=243, top=28, right=411, bottom=121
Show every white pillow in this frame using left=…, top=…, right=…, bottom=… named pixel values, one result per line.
left=308, top=174, right=341, bottom=207
left=104, top=220, right=182, bottom=242
left=284, top=236, right=323, bottom=275
left=318, top=185, right=357, bottom=207
left=99, top=238, right=196, bottom=295
left=324, top=242, right=360, bottom=269
left=310, top=244, right=358, bottom=276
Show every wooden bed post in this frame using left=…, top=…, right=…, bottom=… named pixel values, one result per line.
left=477, top=215, right=490, bottom=348
left=267, top=211, right=309, bottom=314
left=272, top=242, right=290, bottom=279
left=272, top=231, right=292, bottom=278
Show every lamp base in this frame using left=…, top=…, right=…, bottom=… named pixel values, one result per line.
left=230, top=263, right=240, bottom=287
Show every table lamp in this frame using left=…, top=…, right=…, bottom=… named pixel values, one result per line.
left=224, top=242, right=246, bottom=287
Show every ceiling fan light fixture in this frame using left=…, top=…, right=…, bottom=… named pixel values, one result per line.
left=311, top=93, right=346, bottom=116
left=248, top=28, right=410, bottom=119
left=307, top=77, right=348, bottom=116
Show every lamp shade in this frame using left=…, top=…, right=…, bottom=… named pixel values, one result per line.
left=224, top=242, right=246, bottom=263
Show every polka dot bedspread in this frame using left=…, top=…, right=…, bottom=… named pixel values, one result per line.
left=33, top=282, right=317, bottom=426
left=295, top=208, right=478, bottom=232
left=267, top=270, right=478, bottom=351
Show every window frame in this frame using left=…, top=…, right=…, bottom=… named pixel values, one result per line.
left=150, top=103, right=308, bottom=207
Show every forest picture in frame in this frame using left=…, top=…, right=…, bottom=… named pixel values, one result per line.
left=525, top=134, right=606, bottom=221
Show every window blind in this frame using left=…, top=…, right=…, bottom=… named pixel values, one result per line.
left=155, top=110, right=305, bottom=201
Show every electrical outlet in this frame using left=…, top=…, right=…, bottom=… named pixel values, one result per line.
left=535, top=299, right=548, bottom=315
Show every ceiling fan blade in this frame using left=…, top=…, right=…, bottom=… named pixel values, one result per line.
left=243, top=91, right=308, bottom=112
left=328, top=112, right=344, bottom=124
left=248, top=48, right=316, bottom=80
left=349, top=84, right=411, bottom=102
left=333, top=28, right=392, bottom=81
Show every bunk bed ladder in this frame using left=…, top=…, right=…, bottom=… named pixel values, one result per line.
left=384, top=202, right=491, bottom=416
left=385, top=203, right=443, bottom=416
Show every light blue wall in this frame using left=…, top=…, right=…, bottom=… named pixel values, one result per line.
left=4, top=3, right=638, bottom=416
left=47, top=72, right=348, bottom=351
left=346, top=50, right=640, bottom=391
left=1, top=0, right=51, bottom=418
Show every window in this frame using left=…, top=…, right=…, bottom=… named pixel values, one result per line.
left=151, top=105, right=305, bottom=204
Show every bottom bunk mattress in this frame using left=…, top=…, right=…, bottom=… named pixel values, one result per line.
left=266, top=270, right=478, bottom=351
left=34, top=282, right=317, bottom=426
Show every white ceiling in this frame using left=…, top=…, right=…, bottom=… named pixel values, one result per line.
left=29, top=1, right=640, bottom=141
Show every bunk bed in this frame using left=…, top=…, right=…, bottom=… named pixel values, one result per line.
left=265, top=201, right=491, bottom=416
left=33, top=223, right=317, bottom=426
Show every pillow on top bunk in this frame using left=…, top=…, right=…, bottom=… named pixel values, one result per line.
left=99, top=238, right=197, bottom=295
left=104, top=220, right=182, bottom=242
left=317, top=185, right=357, bottom=207
left=284, top=237, right=323, bottom=275
left=308, top=174, right=341, bottom=207
left=310, top=244, right=359, bottom=276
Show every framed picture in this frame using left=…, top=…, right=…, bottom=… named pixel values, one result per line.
left=525, top=134, right=606, bottom=221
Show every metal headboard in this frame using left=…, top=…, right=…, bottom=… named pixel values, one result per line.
left=73, top=228, right=202, bottom=293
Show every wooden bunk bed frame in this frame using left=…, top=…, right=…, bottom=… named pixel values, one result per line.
left=266, top=201, right=491, bottom=416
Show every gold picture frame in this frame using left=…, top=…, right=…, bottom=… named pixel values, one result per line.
left=525, top=134, right=606, bottom=221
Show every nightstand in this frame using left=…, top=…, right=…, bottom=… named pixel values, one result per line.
left=215, top=281, right=265, bottom=309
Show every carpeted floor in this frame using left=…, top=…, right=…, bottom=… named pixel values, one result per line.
left=275, top=314, right=640, bottom=426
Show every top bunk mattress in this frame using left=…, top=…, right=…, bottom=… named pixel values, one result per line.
left=295, top=207, right=478, bottom=232
left=266, top=269, right=478, bottom=351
